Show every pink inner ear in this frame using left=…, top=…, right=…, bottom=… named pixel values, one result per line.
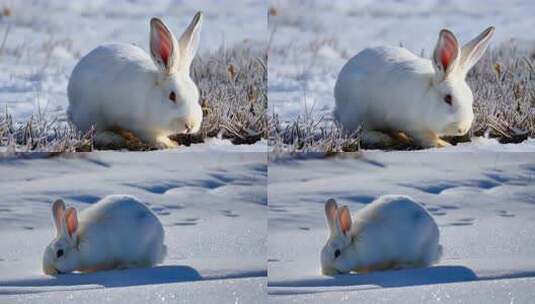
left=440, top=34, right=458, bottom=70
left=441, top=49, right=453, bottom=70
left=339, top=207, right=351, bottom=234
left=65, top=208, right=78, bottom=237
left=156, top=24, right=171, bottom=66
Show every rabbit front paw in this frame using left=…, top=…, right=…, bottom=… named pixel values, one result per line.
left=434, top=138, right=451, bottom=148
left=414, top=131, right=451, bottom=148
left=154, top=136, right=178, bottom=149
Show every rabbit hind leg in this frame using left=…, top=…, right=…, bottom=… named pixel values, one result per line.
left=94, top=130, right=127, bottom=149
left=94, top=127, right=153, bottom=150
left=386, top=131, right=411, bottom=145
left=355, top=260, right=399, bottom=273
left=116, top=260, right=154, bottom=270
left=112, top=127, right=155, bottom=150
left=154, top=135, right=178, bottom=149
left=412, top=131, right=451, bottom=148
left=392, top=260, right=428, bottom=270
left=356, top=259, right=428, bottom=273
left=360, top=130, right=398, bottom=148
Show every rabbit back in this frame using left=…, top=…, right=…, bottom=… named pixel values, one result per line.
left=352, top=195, right=440, bottom=267
left=67, top=44, right=157, bottom=133
left=77, top=195, right=166, bottom=269
left=334, top=46, right=434, bottom=132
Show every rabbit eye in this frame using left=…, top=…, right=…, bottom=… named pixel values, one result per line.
left=444, top=94, right=452, bottom=106
left=169, top=91, right=176, bottom=103
left=56, top=249, right=64, bottom=258
left=334, top=249, right=341, bottom=258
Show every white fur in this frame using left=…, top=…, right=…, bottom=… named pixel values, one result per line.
left=321, top=195, right=441, bottom=275
left=67, top=12, right=204, bottom=148
left=334, top=27, right=495, bottom=148
left=43, top=195, right=166, bottom=275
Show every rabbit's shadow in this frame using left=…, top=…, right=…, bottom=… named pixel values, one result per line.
left=270, top=265, right=535, bottom=294
left=315, top=265, right=478, bottom=288
left=1, top=265, right=201, bottom=291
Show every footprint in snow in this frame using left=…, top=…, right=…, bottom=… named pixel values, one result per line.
left=172, top=218, right=199, bottom=226
left=173, top=222, right=197, bottom=226
left=446, top=217, right=475, bottom=226
left=222, top=210, right=240, bottom=218
left=497, top=210, right=515, bottom=218
left=151, top=206, right=173, bottom=216
left=269, top=205, right=288, bottom=213
left=162, top=204, right=185, bottom=210
left=438, top=204, right=459, bottom=210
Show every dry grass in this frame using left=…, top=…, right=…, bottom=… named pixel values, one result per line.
left=469, top=44, right=535, bottom=141
left=193, top=43, right=267, bottom=145
left=0, top=108, right=93, bottom=152
left=269, top=108, right=361, bottom=154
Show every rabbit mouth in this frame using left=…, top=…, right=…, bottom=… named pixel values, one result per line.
left=172, top=119, right=199, bottom=134
left=184, top=119, right=201, bottom=134
left=443, top=123, right=468, bottom=136
left=43, top=264, right=63, bottom=275
left=321, top=266, right=339, bottom=276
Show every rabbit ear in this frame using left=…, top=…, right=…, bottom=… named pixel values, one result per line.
left=52, top=199, right=66, bottom=235
left=433, top=29, right=460, bottom=81
left=325, top=198, right=338, bottom=233
left=177, top=11, right=203, bottom=72
left=150, top=17, right=179, bottom=75
left=336, top=206, right=352, bottom=235
left=64, top=207, right=78, bottom=238
left=459, top=26, right=495, bottom=74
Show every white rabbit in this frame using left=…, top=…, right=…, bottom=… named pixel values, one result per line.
left=43, top=195, right=166, bottom=275
left=334, top=27, right=495, bottom=148
left=321, top=195, right=441, bottom=275
left=67, top=12, right=204, bottom=149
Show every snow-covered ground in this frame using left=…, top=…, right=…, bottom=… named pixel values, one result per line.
left=0, top=152, right=267, bottom=303
left=430, top=138, right=535, bottom=152
left=268, top=0, right=535, bottom=150
left=268, top=152, right=535, bottom=303
left=0, top=0, right=267, bottom=151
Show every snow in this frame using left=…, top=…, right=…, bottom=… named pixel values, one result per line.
left=268, top=0, right=535, bottom=151
left=0, top=0, right=267, bottom=151
left=268, top=152, right=535, bottom=303
left=436, top=138, right=535, bottom=152
left=173, top=139, right=268, bottom=153
left=0, top=152, right=267, bottom=303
